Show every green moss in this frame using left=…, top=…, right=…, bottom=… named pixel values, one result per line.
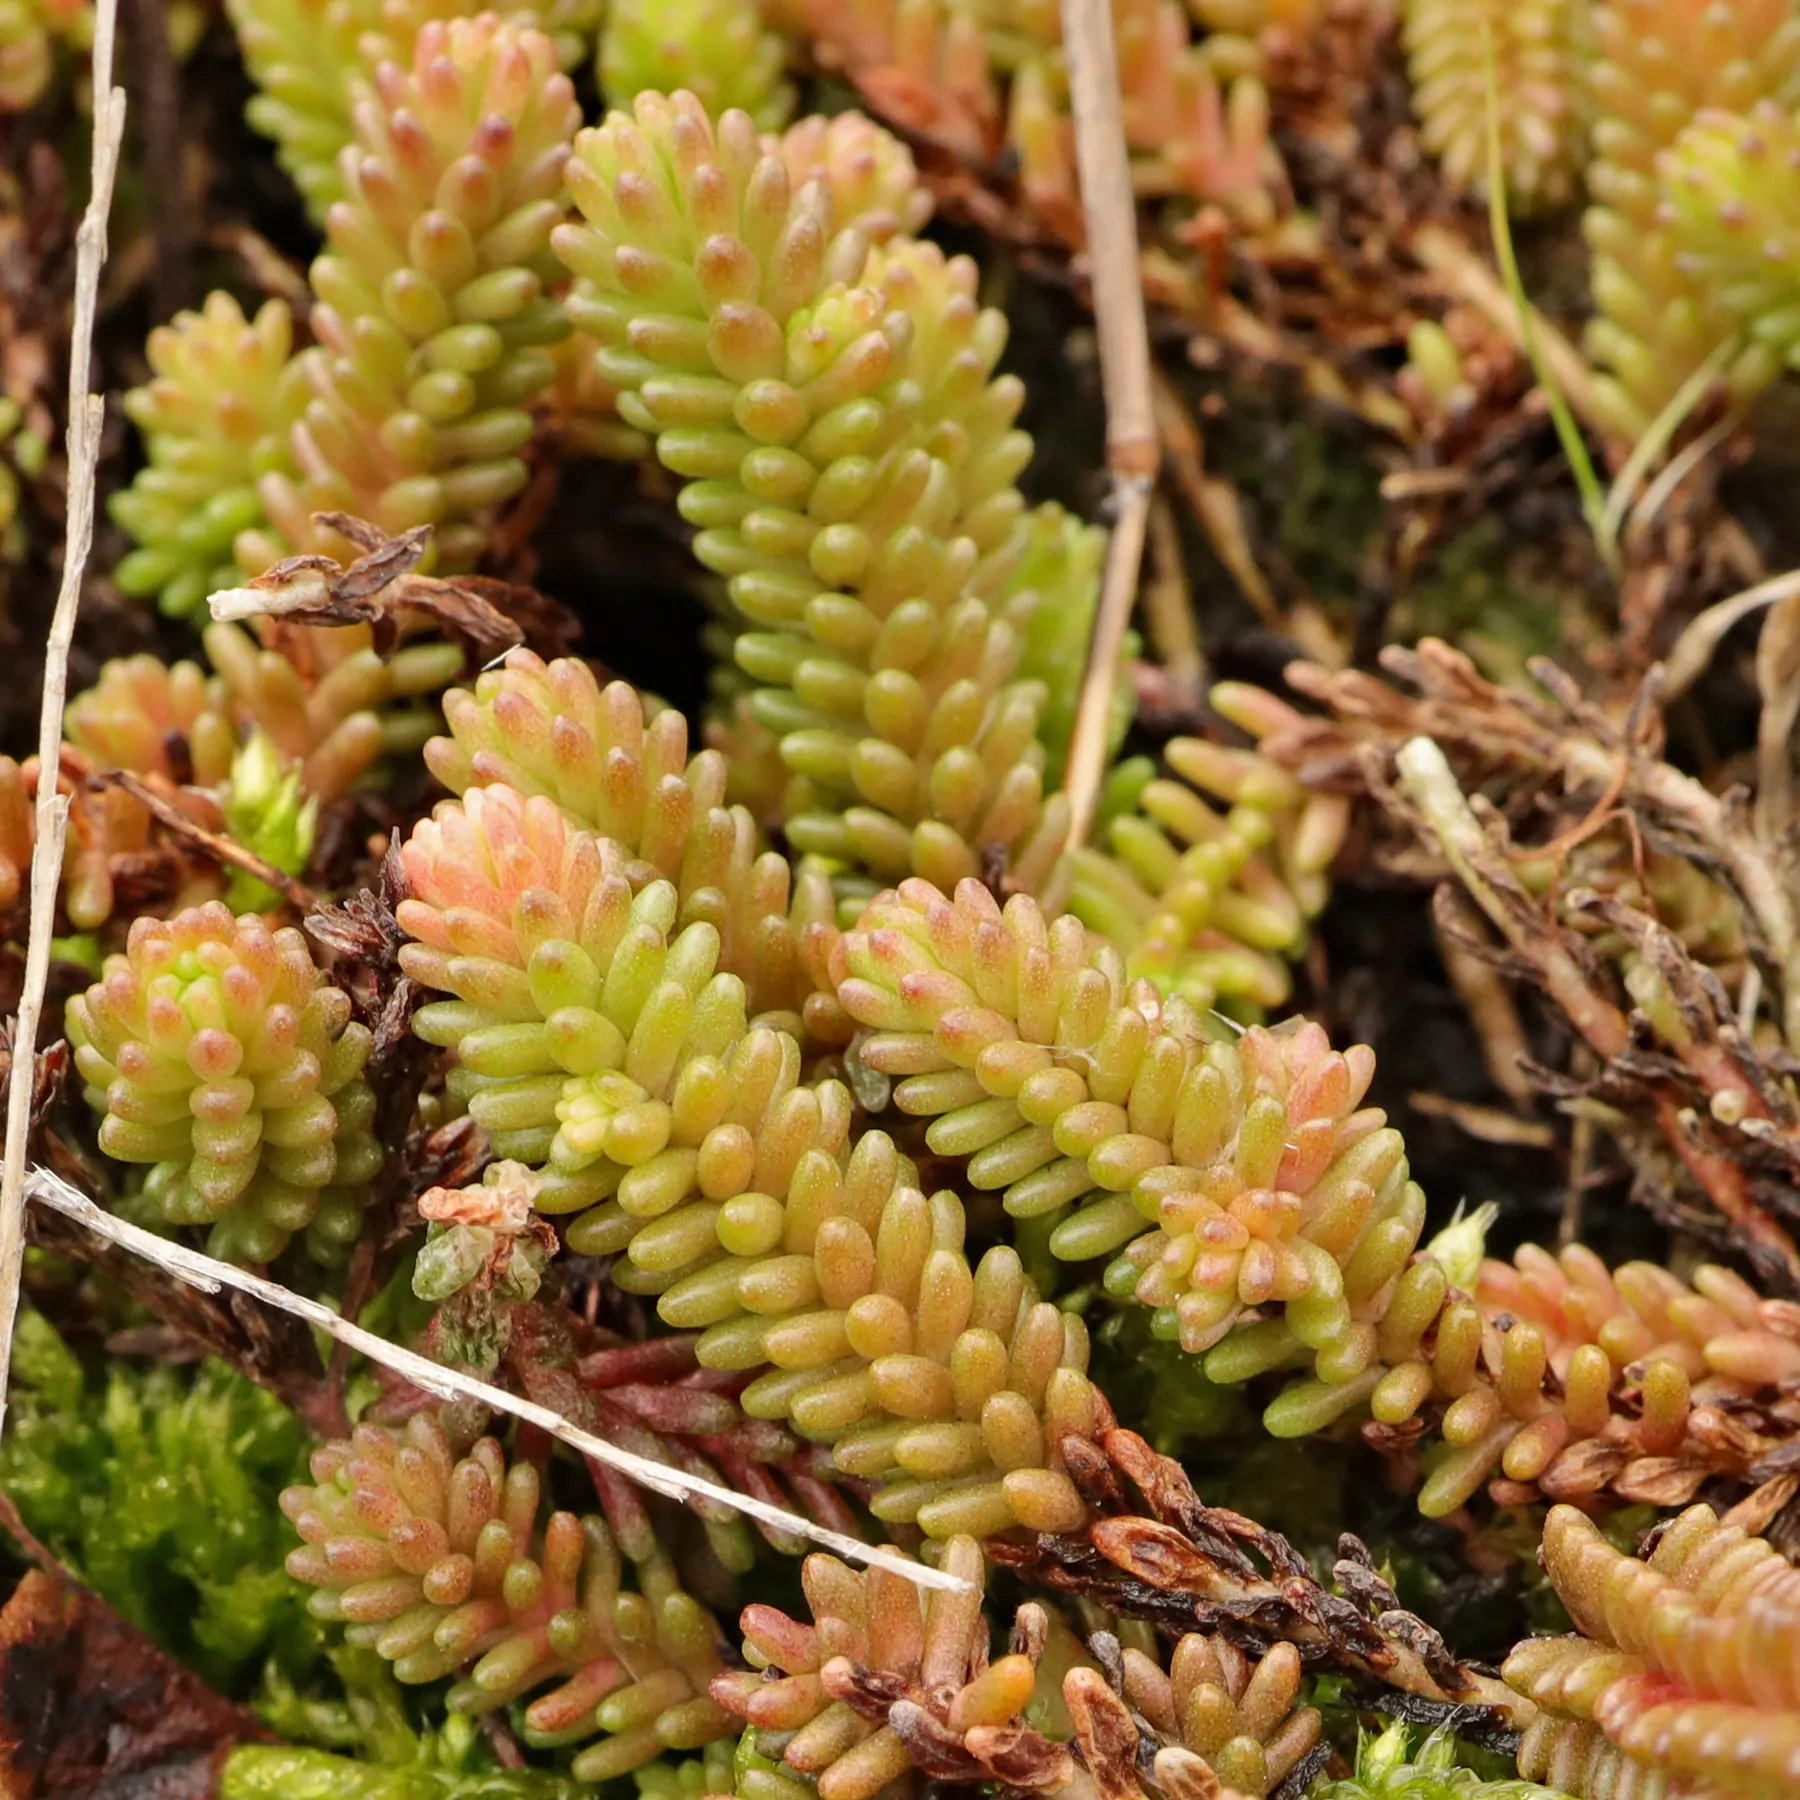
left=223, top=1746, right=593, bottom=1799
left=0, top=1301, right=322, bottom=1692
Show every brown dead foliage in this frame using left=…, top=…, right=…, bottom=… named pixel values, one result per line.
left=1256, top=637, right=1800, bottom=1288
left=989, top=1421, right=1525, bottom=1742
left=0, top=1569, right=259, bottom=1798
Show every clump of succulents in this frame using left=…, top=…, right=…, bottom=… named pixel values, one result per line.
left=28, top=2, right=1800, bottom=1791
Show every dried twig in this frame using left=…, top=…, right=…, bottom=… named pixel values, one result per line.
left=21, top=1164, right=973, bottom=1595
left=1663, top=566, right=1800, bottom=702
left=96, top=769, right=321, bottom=913
left=0, top=0, right=126, bottom=1443
left=1059, top=0, right=1158, bottom=848
left=1397, top=736, right=1800, bottom=1286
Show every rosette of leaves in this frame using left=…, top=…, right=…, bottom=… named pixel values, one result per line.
left=773, top=111, right=933, bottom=244
left=599, top=0, right=794, bottom=129
left=220, top=730, right=321, bottom=911
left=1659, top=98, right=1800, bottom=372
left=280, top=1414, right=736, bottom=1778
left=239, top=15, right=582, bottom=576
left=63, top=652, right=239, bottom=791
left=1506, top=1503, right=1800, bottom=1799
left=225, top=0, right=603, bottom=221
left=1313, top=1721, right=1563, bottom=1800
left=553, top=92, right=1074, bottom=900
left=46, top=654, right=244, bottom=930
left=65, top=902, right=382, bottom=1262
left=424, top=652, right=843, bottom=1033
left=367, top=0, right=605, bottom=76
left=1584, top=0, right=1800, bottom=439
left=1400, top=0, right=1593, bottom=211
left=111, top=293, right=308, bottom=619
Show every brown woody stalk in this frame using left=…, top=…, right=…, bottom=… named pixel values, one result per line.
left=0, top=0, right=126, bottom=1443
left=1059, top=0, right=1159, bottom=848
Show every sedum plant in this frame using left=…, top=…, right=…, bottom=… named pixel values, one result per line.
left=108, top=286, right=307, bottom=621
left=553, top=92, right=1074, bottom=900
left=280, top=1414, right=734, bottom=1777
left=244, top=15, right=582, bottom=573
left=715, top=1534, right=1323, bottom=1800
left=1506, top=1503, right=1800, bottom=1799
left=1399, top=0, right=1593, bottom=211
left=550, top=95, right=1321, bottom=1010
left=1658, top=98, right=1800, bottom=374
left=225, top=0, right=603, bottom=221
left=66, top=903, right=382, bottom=1262
left=1583, top=0, right=1800, bottom=440
left=112, top=13, right=584, bottom=601
left=54, top=47, right=1800, bottom=1800
left=598, top=0, right=795, bottom=129
left=391, top=789, right=1103, bottom=1542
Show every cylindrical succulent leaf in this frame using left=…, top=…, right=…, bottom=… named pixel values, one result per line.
left=226, top=0, right=601, bottom=221
left=65, top=902, right=381, bottom=1262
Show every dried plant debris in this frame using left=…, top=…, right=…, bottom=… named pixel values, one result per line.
left=0, top=1567, right=262, bottom=1798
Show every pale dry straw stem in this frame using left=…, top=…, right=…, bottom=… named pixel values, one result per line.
left=0, top=0, right=127, bottom=1443
left=21, top=1165, right=975, bottom=1595
left=1059, top=0, right=1158, bottom=849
